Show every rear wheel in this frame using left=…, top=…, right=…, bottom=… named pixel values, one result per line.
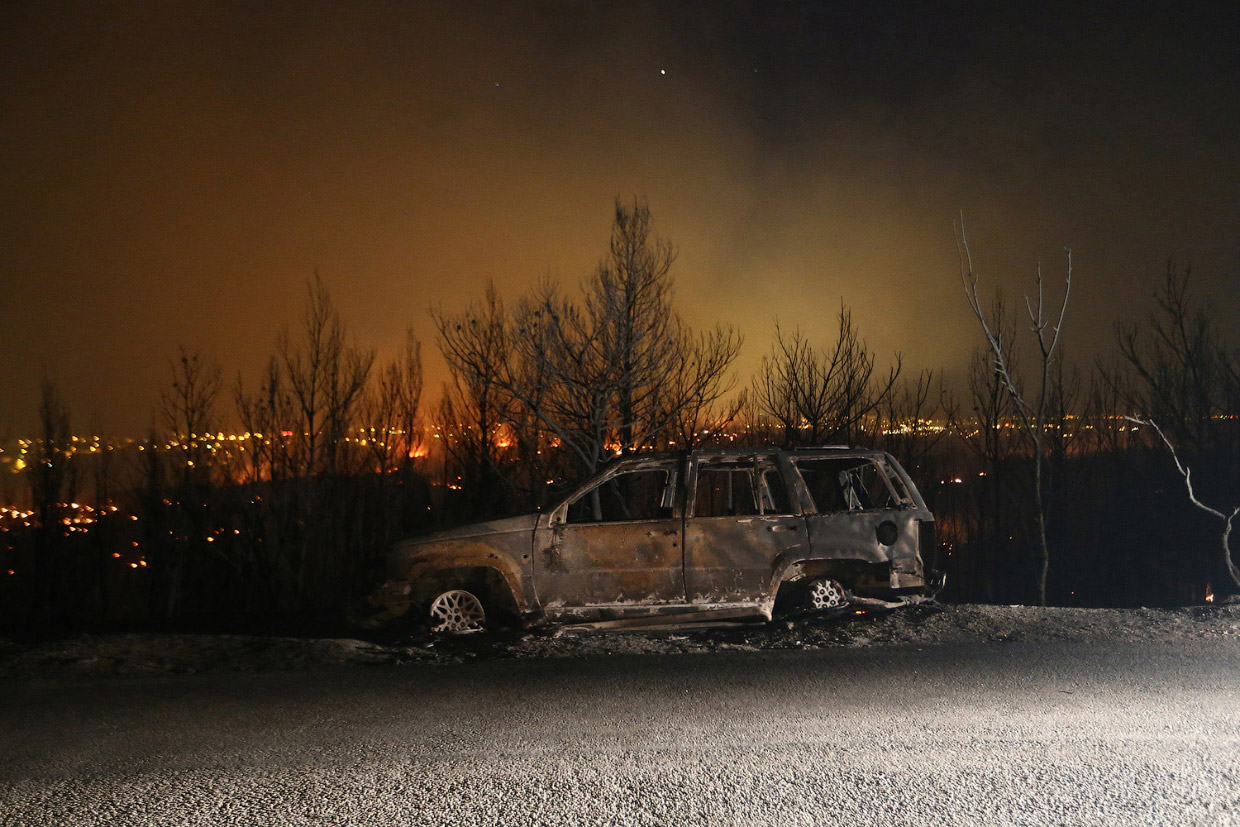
left=806, top=578, right=848, bottom=611
left=428, top=588, right=487, bottom=635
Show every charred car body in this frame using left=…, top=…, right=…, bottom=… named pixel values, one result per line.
left=365, top=447, right=939, bottom=634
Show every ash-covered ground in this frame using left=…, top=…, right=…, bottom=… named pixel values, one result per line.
left=3, top=602, right=1239, bottom=679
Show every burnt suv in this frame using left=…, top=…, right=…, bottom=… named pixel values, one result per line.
left=364, top=447, right=939, bottom=634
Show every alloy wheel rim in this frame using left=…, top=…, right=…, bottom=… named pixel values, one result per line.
left=429, top=589, right=487, bottom=634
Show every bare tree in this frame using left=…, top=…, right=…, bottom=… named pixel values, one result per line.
left=434, top=281, right=524, bottom=516
left=231, top=274, right=377, bottom=612
left=154, top=349, right=223, bottom=618
left=277, top=273, right=376, bottom=479
left=873, top=368, right=943, bottom=471
left=953, top=297, right=1025, bottom=477
left=348, top=327, right=427, bottom=588
left=505, top=282, right=624, bottom=475
left=30, top=375, right=74, bottom=628
left=949, top=298, right=1023, bottom=602
left=1108, top=267, right=1240, bottom=596
left=1043, top=350, right=1082, bottom=498
left=498, top=200, right=741, bottom=479
left=1114, top=264, right=1240, bottom=458
left=595, top=198, right=679, bottom=452
left=234, top=356, right=291, bottom=484
left=656, top=327, right=744, bottom=449
left=30, top=376, right=73, bottom=530
left=733, top=385, right=777, bottom=447
left=751, top=322, right=812, bottom=446
left=957, top=220, right=1072, bottom=606
left=1126, top=417, right=1240, bottom=590
left=160, top=348, right=223, bottom=487
left=664, top=385, right=747, bottom=450
left=360, top=328, right=424, bottom=476
left=753, top=308, right=901, bottom=447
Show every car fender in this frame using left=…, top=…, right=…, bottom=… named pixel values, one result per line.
left=401, top=540, right=533, bottom=611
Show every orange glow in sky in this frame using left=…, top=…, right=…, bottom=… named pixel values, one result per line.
left=2, top=3, right=1238, bottom=434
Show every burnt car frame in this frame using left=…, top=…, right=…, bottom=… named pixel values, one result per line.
left=365, top=446, right=938, bottom=634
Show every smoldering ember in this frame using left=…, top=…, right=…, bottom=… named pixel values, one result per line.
left=3, top=3, right=1240, bottom=825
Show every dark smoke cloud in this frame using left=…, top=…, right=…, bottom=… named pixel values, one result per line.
left=2, top=1, right=1237, bottom=433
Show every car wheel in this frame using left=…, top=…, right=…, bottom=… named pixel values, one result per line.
left=806, top=578, right=848, bottom=611
left=428, top=588, right=488, bottom=635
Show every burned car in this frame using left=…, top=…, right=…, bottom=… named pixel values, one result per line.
left=364, top=447, right=939, bottom=634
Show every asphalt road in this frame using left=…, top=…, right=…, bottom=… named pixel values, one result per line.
left=2, top=641, right=1239, bottom=826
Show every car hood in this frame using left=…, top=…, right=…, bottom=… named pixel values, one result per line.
left=398, top=513, right=540, bottom=547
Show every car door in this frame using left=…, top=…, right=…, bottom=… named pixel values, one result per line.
left=533, top=458, right=685, bottom=609
left=682, top=454, right=806, bottom=604
left=794, top=455, right=921, bottom=569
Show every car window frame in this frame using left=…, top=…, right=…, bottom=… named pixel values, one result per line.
left=550, top=457, right=683, bottom=526
left=791, top=453, right=911, bottom=515
left=687, top=453, right=798, bottom=519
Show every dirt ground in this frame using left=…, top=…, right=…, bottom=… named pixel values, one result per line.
left=3, top=602, right=1239, bottom=679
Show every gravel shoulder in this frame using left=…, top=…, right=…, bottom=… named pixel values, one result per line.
left=3, top=602, right=1239, bottom=679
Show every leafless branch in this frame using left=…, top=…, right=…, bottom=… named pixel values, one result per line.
left=1125, top=416, right=1240, bottom=589
left=955, top=215, right=1074, bottom=606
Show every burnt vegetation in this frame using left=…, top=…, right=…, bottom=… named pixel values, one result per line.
left=1, top=202, right=1237, bottom=636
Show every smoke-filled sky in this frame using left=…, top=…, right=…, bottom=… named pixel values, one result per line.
left=3, top=1, right=1238, bottom=435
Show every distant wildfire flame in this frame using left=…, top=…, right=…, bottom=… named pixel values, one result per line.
left=1205, top=583, right=1214, bottom=604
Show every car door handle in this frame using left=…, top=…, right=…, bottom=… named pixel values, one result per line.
left=646, top=529, right=678, bottom=537
left=767, top=524, right=799, bottom=532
